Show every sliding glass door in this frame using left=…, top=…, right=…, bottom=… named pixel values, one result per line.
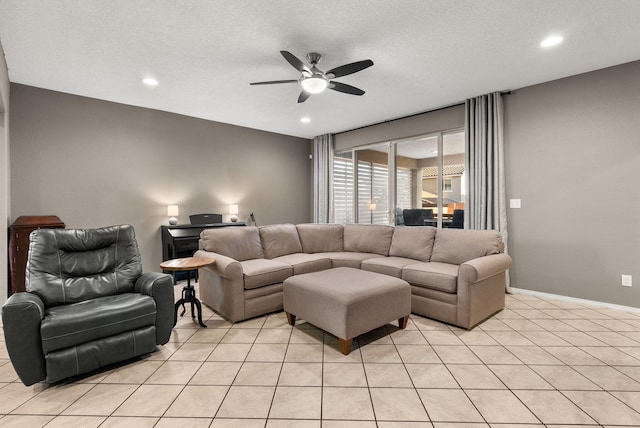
left=419, top=130, right=465, bottom=227
left=332, top=151, right=353, bottom=224
left=395, top=135, right=438, bottom=226
left=355, top=144, right=389, bottom=224
left=332, top=129, right=464, bottom=226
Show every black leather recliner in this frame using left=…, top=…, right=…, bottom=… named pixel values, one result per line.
left=2, top=224, right=175, bottom=386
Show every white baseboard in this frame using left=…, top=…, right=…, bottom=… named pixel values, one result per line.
left=510, top=287, right=640, bottom=315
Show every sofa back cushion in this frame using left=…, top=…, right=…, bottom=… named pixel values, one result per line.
left=344, top=224, right=394, bottom=256
left=200, top=226, right=264, bottom=261
left=389, top=226, right=436, bottom=262
left=259, top=224, right=303, bottom=259
left=430, top=228, right=503, bottom=265
left=27, top=225, right=142, bottom=307
left=296, top=224, right=344, bottom=253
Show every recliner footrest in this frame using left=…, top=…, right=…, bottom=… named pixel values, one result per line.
left=41, top=293, right=157, bottom=353
left=45, top=325, right=156, bottom=384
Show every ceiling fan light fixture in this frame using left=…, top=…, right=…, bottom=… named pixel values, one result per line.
left=301, top=75, right=328, bottom=94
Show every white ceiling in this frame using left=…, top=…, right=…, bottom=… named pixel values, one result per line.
left=1, top=1, right=639, bottom=139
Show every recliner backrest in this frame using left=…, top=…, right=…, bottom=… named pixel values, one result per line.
left=26, top=224, right=142, bottom=307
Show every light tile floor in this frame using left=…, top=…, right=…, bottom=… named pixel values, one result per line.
left=1, top=283, right=640, bottom=427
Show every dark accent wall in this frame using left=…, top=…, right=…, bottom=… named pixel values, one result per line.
left=9, top=84, right=311, bottom=272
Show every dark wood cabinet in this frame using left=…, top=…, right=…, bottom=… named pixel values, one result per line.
left=8, top=215, right=65, bottom=295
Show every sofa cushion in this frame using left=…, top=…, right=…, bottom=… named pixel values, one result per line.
left=389, top=226, right=436, bottom=262
left=402, top=262, right=459, bottom=293
left=322, top=252, right=385, bottom=269
left=41, top=293, right=156, bottom=353
left=200, top=226, right=264, bottom=261
left=259, top=224, right=303, bottom=259
left=296, top=224, right=344, bottom=253
left=240, top=259, right=293, bottom=290
left=273, top=253, right=332, bottom=275
left=430, top=229, right=503, bottom=265
left=343, top=224, right=394, bottom=256
left=361, top=256, right=419, bottom=278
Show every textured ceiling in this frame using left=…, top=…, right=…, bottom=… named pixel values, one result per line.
left=1, top=1, right=640, bottom=139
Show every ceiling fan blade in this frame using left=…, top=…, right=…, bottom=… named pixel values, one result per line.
left=328, top=81, right=365, bottom=96
left=298, top=91, right=311, bottom=103
left=326, top=59, right=373, bottom=78
left=280, top=51, right=310, bottom=74
left=250, top=80, right=298, bottom=85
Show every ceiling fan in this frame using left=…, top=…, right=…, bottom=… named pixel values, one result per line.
left=250, top=51, right=374, bottom=103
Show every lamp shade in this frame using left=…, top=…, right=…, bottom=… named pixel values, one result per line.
left=167, top=205, right=179, bottom=216
left=167, top=205, right=179, bottom=225
left=229, top=204, right=239, bottom=222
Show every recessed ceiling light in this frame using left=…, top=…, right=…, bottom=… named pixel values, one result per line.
left=142, top=77, right=159, bottom=86
left=540, top=35, right=563, bottom=47
left=300, top=117, right=311, bottom=123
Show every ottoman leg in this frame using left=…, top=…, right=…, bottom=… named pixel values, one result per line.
left=398, top=315, right=409, bottom=329
left=339, top=338, right=353, bottom=355
left=286, top=312, right=296, bottom=326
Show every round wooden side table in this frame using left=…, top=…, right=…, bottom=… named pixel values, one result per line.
left=160, top=256, right=215, bottom=328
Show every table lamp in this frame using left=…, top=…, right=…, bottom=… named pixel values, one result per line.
left=229, top=204, right=239, bottom=222
left=167, top=205, right=179, bottom=225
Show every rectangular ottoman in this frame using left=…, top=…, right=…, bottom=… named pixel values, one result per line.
left=283, top=267, right=411, bottom=355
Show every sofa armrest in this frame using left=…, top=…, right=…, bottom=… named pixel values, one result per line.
left=134, top=272, right=175, bottom=345
left=456, top=253, right=512, bottom=329
left=1, top=293, right=47, bottom=386
left=194, top=249, right=247, bottom=322
left=194, top=250, right=243, bottom=279
left=459, top=253, right=512, bottom=284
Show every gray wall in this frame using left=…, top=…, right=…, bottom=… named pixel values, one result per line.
left=505, top=60, right=640, bottom=307
left=9, top=84, right=311, bottom=274
left=7, top=58, right=640, bottom=309
left=0, top=41, right=10, bottom=305
left=334, top=61, right=640, bottom=309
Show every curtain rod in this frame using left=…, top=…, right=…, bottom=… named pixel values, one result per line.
left=337, top=90, right=511, bottom=136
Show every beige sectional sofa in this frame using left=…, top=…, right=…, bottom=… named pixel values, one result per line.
left=194, top=223, right=512, bottom=329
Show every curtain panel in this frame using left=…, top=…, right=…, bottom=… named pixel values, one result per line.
left=312, top=134, right=333, bottom=223
left=465, top=92, right=510, bottom=290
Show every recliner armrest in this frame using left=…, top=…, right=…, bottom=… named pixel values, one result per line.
left=134, top=272, right=175, bottom=344
left=2, top=293, right=47, bottom=386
